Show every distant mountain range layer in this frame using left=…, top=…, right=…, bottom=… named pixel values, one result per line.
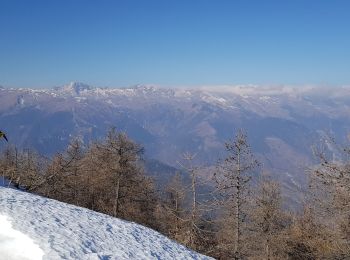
left=1, top=83, right=349, bottom=196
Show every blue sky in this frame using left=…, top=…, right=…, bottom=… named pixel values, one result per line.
left=0, top=0, right=349, bottom=87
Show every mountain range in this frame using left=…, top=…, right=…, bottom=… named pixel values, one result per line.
left=1, top=82, right=349, bottom=201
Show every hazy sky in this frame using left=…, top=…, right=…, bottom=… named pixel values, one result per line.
left=0, top=0, right=349, bottom=87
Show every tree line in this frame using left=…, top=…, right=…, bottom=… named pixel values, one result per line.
left=0, top=128, right=349, bottom=259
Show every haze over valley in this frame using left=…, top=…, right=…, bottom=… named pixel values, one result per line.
left=1, top=82, right=350, bottom=202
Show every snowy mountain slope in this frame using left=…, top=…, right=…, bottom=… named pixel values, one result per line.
left=0, top=187, right=212, bottom=260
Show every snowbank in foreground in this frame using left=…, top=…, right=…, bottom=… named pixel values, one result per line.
left=0, top=214, right=44, bottom=260
left=0, top=187, right=212, bottom=260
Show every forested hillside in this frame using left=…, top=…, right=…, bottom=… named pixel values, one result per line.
left=1, top=127, right=349, bottom=259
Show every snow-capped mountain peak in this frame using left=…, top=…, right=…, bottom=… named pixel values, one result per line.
left=55, top=82, right=95, bottom=95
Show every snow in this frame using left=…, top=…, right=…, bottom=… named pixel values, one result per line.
left=0, top=214, right=44, bottom=260
left=0, top=187, right=212, bottom=260
left=0, top=177, right=10, bottom=187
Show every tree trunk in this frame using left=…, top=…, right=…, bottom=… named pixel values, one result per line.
left=234, top=151, right=241, bottom=259
left=113, top=176, right=120, bottom=217
left=266, top=237, right=270, bottom=260
left=190, top=168, right=197, bottom=248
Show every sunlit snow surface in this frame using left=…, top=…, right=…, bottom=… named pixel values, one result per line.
left=0, top=187, right=211, bottom=260
left=0, top=214, right=44, bottom=260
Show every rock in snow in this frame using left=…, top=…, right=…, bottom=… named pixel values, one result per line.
left=0, top=187, right=212, bottom=260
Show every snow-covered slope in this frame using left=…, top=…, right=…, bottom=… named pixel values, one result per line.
left=0, top=187, right=212, bottom=260
left=0, top=214, right=44, bottom=260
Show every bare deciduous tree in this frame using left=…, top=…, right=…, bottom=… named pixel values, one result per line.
left=160, top=172, right=187, bottom=240
left=251, top=174, right=287, bottom=259
left=214, top=130, right=259, bottom=259
left=309, top=136, right=350, bottom=257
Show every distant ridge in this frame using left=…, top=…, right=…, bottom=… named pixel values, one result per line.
left=0, top=83, right=349, bottom=207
